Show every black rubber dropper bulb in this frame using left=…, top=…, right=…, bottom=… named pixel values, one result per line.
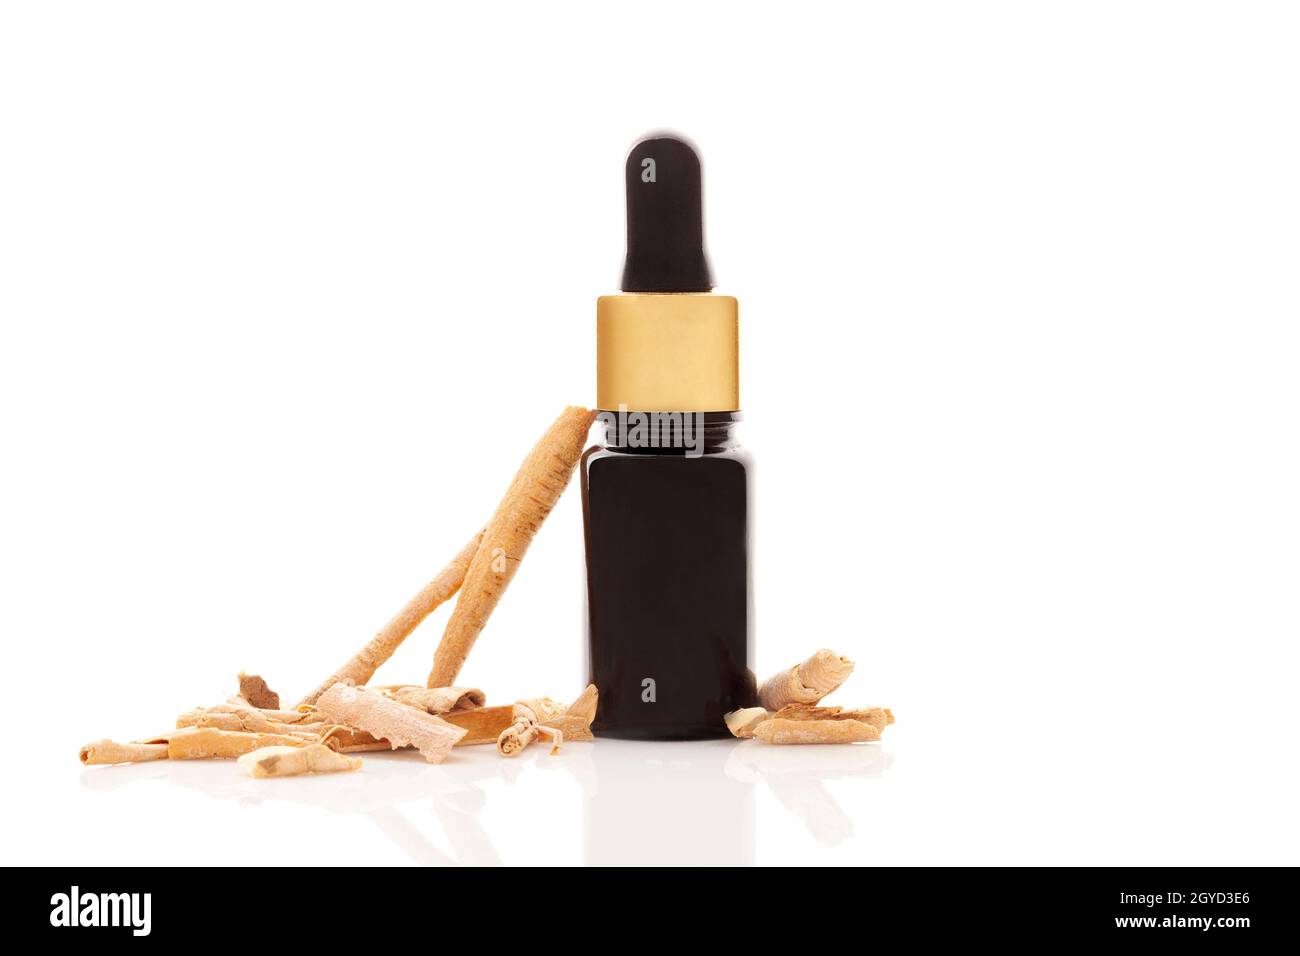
left=620, top=134, right=715, bottom=293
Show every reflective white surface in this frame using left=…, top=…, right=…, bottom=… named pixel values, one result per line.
left=65, top=738, right=895, bottom=866
left=12, top=707, right=1298, bottom=865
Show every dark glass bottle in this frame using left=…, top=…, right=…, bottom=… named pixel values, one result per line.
left=582, top=133, right=755, bottom=739
left=583, top=413, right=754, bottom=739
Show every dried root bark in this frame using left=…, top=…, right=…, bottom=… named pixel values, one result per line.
left=79, top=739, right=169, bottom=766
left=728, top=701, right=895, bottom=743
left=758, top=649, right=854, bottom=711
left=176, top=707, right=319, bottom=737
left=753, top=717, right=881, bottom=745
left=165, top=727, right=316, bottom=759
left=212, top=703, right=324, bottom=725
left=724, top=707, right=771, bottom=739
left=316, top=726, right=391, bottom=752
left=238, top=744, right=362, bottom=778
left=316, top=683, right=465, bottom=763
left=774, top=703, right=894, bottom=731
left=428, top=407, right=595, bottom=687
left=380, top=685, right=486, bottom=714
left=298, top=530, right=484, bottom=708
left=497, top=685, right=599, bottom=757
left=237, top=672, right=280, bottom=710
left=442, top=705, right=516, bottom=746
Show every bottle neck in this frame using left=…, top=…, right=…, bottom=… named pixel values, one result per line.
left=596, top=410, right=740, bottom=455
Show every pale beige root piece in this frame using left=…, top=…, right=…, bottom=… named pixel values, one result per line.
left=381, top=685, right=486, bottom=714
left=773, top=703, right=894, bottom=731
left=237, top=672, right=280, bottom=710
left=79, top=739, right=169, bottom=765
left=298, top=529, right=484, bottom=708
left=752, top=717, right=881, bottom=745
left=428, top=406, right=595, bottom=688
left=498, top=685, right=599, bottom=756
left=166, top=727, right=315, bottom=760
left=757, top=649, right=855, bottom=711
left=316, top=683, right=466, bottom=763
left=238, top=744, right=362, bottom=778
left=724, top=707, right=772, bottom=739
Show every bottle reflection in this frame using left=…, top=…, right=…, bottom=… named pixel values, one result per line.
left=582, top=740, right=754, bottom=866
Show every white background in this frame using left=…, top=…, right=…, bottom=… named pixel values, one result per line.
left=2, top=1, right=1297, bottom=866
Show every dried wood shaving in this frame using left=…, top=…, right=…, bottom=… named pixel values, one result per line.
left=498, top=684, right=598, bottom=757
left=724, top=707, right=772, bottom=738
left=773, top=703, right=894, bottom=731
left=441, top=705, right=516, bottom=746
left=237, top=672, right=281, bottom=710
left=753, top=717, right=881, bottom=745
left=758, top=649, right=854, bottom=711
left=381, top=685, right=486, bottom=714
left=238, top=744, right=362, bottom=778
left=165, top=727, right=316, bottom=759
left=79, top=739, right=169, bottom=766
left=316, top=684, right=465, bottom=763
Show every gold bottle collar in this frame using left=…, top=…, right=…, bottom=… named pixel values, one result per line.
left=596, top=294, right=739, bottom=412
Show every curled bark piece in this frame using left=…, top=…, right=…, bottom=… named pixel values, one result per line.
left=166, top=727, right=315, bottom=760
left=428, top=407, right=595, bottom=687
left=79, top=739, right=169, bottom=766
left=724, top=707, right=772, bottom=739
left=774, top=703, right=894, bottom=731
left=382, top=685, right=485, bottom=714
left=497, top=685, right=599, bottom=757
left=316, top=684, right=466, bottom=764
left=753, top=718, right=881, bottom=745
left=498, top=698, right=565, bottom=757
left=238, top=744, right=362, bottom=778
left=237, top=672, right=280, bottom=710
left=299, top=530, right=484, bottom=708
left=758, top=649, right=854, bottom=711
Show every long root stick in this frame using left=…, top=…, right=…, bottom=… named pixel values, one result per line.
left=757, top=649, right=854, bottom=711
left=299, top=530, right=484, bottom=708
left=427, top=407, right=594, bottom=687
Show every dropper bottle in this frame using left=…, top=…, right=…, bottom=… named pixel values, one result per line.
left=581, top=133, right=755, bottom=739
